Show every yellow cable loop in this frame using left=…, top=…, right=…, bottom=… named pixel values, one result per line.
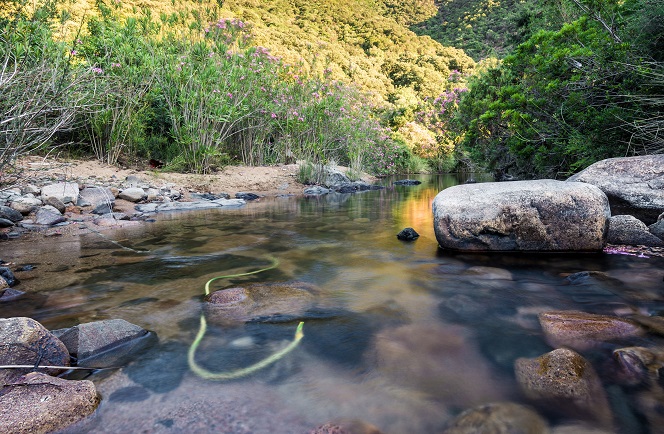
left=188, top=255, right=305, bottom=381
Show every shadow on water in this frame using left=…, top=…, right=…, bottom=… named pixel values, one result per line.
left=2, top=173, right=664, bottom=433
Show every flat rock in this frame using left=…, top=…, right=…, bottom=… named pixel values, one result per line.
left=235, top=192, right=260, bottom=200
left=539, top=310, right=644, bottom=351
left=0, top=288, right=25, bottom=302
left=607, top=215, right=664, bottom=246
left=52, top=319, right=153, bottom=367
left=0, top=205, right=23, bottom=222
left=304, top=186, right=331, bottom=195
left=41, top=182, right=79, bottom=204
left=442, top=402, right=549, bottom=434
left=393, top=179, right=422, bottom=186
left=118, top=187, right=147, bottom=202
left=433, top=180, right=610, bottom=251
left=212, top=198, right=246, bottom=207
left=515, top=348, right=613, bottom=428
left=310, top=420, right=383, bottom=434
left=205, top=281, right=317, bottom=324
left=0, top=371, right=99, bottom=434
left=0, top=317, right=70, bottom=384
left=567, top=155, right=664, bottom=224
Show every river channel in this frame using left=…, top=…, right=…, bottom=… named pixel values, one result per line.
left=2, top=174, right=664, bottom=433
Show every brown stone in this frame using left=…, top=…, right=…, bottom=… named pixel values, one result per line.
left=0, top=372, right=99, bottom=434
left=442, top=402, right=549, bottom=434
left=539, top=310, right=644, bottom=351
left=515, top=348, right=613, bottom=429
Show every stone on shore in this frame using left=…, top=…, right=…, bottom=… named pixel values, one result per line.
left=607, top=215, right=664, bottom=246
left=79, top=186, right=116, bottom=209
left=10, top=196, right=42, bottom=215
left=442, top=402, right=549, bottom=434
left=515, top=348, right=613, bottom=428
left=52, top=319, right=153, bottom=367
left=118, top=187, right=147, bottom=202
left=35, top=207, right=66, bottom=226
left=0, top=372, right=99, bottom=434
left=41, top=182, right=79, bottom=204
left=538, top=310, right=644, bottom=351
left=567, top=155, right=664, bottom=224
left=432, top=180, right=610, bottom=251
left=0, top=317, right=70, bottom=384
left=0, top=206, right=24, bottom=222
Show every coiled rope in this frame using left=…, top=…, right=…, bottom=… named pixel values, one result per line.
left=187, top=255, right=305, bottom=380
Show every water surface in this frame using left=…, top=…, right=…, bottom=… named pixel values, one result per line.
left=2, top=174, right=663, bottom=433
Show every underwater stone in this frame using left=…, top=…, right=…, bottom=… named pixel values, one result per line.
left=442, top=402, right=549, bottom=434
left=396, top=227, right=419, bottom=241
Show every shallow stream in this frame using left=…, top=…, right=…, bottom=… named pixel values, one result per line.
left=2, top=174, right=664, bottom=433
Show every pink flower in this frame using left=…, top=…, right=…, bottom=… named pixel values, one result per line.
left=271, top=113, right=277, bottom=118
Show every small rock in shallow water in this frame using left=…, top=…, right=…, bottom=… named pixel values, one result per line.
left=514, top=348, right=613, bottom=429
left=393, top=179, right=422, bottom=186
left=396, top=227, right=419, bottom=241
left=235, top=192, right=260, bottom=200
left=442, top=402, right=549, bottom=434
left=0, top=267, right=17, bottom=287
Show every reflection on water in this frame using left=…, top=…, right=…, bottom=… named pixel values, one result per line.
left=2, top=174, right=664, bottom=433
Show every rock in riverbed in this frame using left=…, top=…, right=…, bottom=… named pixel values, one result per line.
left=442, top=402, right=549, bottom=434
left=432, top=180, right=610, bottom=251
left=515, top=348, right=613, bottom=429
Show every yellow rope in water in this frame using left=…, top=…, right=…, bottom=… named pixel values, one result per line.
left=188, top=255, right=305, bottom=381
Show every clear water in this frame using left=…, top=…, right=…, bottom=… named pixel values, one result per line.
left=2, top=174, right=664, bottom=433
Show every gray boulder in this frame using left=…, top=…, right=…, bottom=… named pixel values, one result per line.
left=0, top=317, right=70, bottom=384
left=432, top=180, right=610, bottom=251
left=567, top=155, right=664, bottom=224
left=43, top=196, right=66, bottom=214
left=0, top=218, right=14, bottom=228
left=10, top=196, right=42, bottom=215
left=35, top=207, right=66, bottom=226
left=515, top=348, right=613, bottom=429
left=648, top=214, right=664, bottom=240
left=41, top=182, right=79, bottom=204
left=52, top=319, right=154, bottom=367
left=118, top=187, right=147, bottom=202
left=304, top=186, right=330, bottom=195
left=79, top=186, right=115, bottom=209
left=607, top=215, right=664, bottom=246
left=0, top=372, right=99, bottom=434
left=0, top=206, right=23, bottom=222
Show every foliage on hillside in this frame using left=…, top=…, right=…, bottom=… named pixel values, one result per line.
left=454, top=0, right=664, bottom=179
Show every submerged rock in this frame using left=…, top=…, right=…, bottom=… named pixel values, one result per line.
left=442, top=402, right=549, bottom=434
left=0, top=372, right=99, bottom=434
left=393, top=179, right=422, bottom=186
left=310, top=420, right=383, bottom=434
left=567, top=154, right=664, bottom=224
left=432, top=180, right=610, bottom=251
left=538, top=310, right=644, bottom=351
left=514, top=348, right=613, bottom=428
left=373, top=323, right=509, bottom=407
left=205, top=281, right=317, bottom=324
left=0, top=317, right=70, bottom=384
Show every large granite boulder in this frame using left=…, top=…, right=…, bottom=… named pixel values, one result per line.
left=515, top=348, right=613, bottom=428
left=432, top=180, right=610, bottom=251
left=0, top=317, right=70, bottom=384
left=607, top=215, right=664, bottom=246
left=0, top=372, right=99, bottom=434
left=567, top=155, right=664, bottom=224
left=40, top=182, right=79, bottom=204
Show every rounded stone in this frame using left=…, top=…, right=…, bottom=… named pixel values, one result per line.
left=442, top=402, right=549, bottom=434
left=433, top=180, right=610, bottom=251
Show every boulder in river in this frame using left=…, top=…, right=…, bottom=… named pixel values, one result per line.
left=538, top=310, right=644, bottom=351
left=0, top=317, right=70, bottom=384
left=432, top=180, right=610, bottom=251
left=52, top=319, right=155, bottom=367
left=515, top=348, right=613, bottom=429
left=0, top=371, right=99, bottom=434
left=567, top=155, right=664, bottom=224
left=606, top=215, right=664, bottom=247
left=442, top=402, right=549, bottom=434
